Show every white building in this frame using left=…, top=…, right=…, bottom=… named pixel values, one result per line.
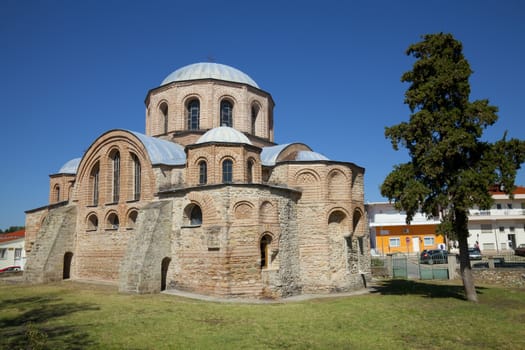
left=468, top=186, right=525, bottom=253
left=0, top=230, right=26, bottom=270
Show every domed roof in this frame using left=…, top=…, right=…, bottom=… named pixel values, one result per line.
left=130, top=131, right=186, bottom=165
left=58, top=157, right=81, bottom=174
left=161, top=62, right=259, bottom=88
left=196, top=126, right=252, bottom=145
left=295, top=150, right=329, bottom=162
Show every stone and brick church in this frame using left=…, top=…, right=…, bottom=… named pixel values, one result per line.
left=24, top=62, right=369, bottom=298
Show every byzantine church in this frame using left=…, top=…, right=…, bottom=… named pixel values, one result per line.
left=24, top=62, right=369, bottom=298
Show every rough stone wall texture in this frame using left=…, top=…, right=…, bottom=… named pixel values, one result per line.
left=24, top=205, right=77, bottom=284
left=472, top=269, right=525, bottom=288
left=119, top=200, right=173, bottom=293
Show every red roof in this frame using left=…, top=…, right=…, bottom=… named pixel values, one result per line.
left=0, top=229, right=25, bottom=243
left=489, top=185, right=525, bottom=195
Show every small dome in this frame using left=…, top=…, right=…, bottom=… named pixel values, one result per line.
left=161, top=62, right=259, bottom=88
left=58, top=157, right=81, bottom=174
left=196, top=126, right=252, bottom=145
left=295, top=150, right=329, bottom=162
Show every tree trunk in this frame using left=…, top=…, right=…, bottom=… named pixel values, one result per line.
left=455, top=208, right=478, bottom=302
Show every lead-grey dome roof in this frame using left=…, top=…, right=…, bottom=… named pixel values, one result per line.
left=196, top=126, right=252, bottom=145
left=161, top=62, right=259, bottom=88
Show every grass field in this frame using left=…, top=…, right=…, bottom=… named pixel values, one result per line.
left=1, top=279, right=524, bottom=349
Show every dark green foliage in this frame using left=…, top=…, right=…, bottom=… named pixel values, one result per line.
left=381, top=33, right=525, bottom=301
left=0, top=226, right=24, bottom=234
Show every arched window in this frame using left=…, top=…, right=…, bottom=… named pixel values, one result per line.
left=199, top=161, right=207, bottom=185
left=160, top=102, right=168, bottom=134
left=247, top=160, right=254, bottom=183
left=112, top=151, right=120, bottom=203
left=251, top=104, right=259, bottom=135
left=222, top=159, right=233, bottom=183
left=54, top=185, right=61, bottom=203
left=128, top=210, right=138, bottom=229
left=187, top=99, right=200, bottom=130
left=260, top=234, right=272, bottom=269
left=107, top=213, right=119, bottom=230
left=190, top=205, right=202, bottom=226
left=87, top=214, right=98, bottom=231
left=220, top=100, right=233, bottom=127
left=90, top=163, right=100, bottom=206
left=132, top=154, right=141, bottom=201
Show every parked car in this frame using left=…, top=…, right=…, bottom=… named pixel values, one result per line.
left=515, top=244, right=525, bottom=257
left=0, top=266, right=21, bottom=273
left=420, top=249, right=448, bottom=264
left=468, top=247, right=482, bottom=260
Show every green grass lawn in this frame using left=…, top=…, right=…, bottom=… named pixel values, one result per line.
left=1, top=279, right=524, bottom=349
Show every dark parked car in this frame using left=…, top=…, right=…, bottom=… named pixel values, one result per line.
left=420, top=249, right=448, bottom=264
left=468, top=247, right=482, bottom=260
left=515, top=244, right=525, bottom=257
left=0, top=266, right=21, bottom=273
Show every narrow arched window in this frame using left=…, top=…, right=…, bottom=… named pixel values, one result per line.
left=190, top=205, right=202, bottom=226
left=222, top=159, right=233, bottom=183
left=107, top=213, right=119, bottom=230
left=247, top=160, right=254, bottom=183
left=199, top=161, right=207, bottom=185
left=91, top=163, right=100, bottom=206
left=187, top=99, right=200, bottom=130
left=87, top=214, right=98, bottom=231
left=260, top=234, right=272, bottom=269
left=54, top=185, right=61, bottom=203
left=112, top=151, right=120, bottom=203
left=251, top=104, right=259, bottom=135
left=132, top=154, right=141, bottom=200
left=160, top=102, right=168, bottom=134
left=220, top=100, right=233, bottom=127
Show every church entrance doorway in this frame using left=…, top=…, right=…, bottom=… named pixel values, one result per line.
left=63, top=252, right=73, bottom=279
left=161, top=257, right=171, bottom=291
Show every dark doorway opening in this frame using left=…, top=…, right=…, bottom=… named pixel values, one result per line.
left=161, top=257, right=171, bottom=291
left=63, top=252, right=73, bottom=279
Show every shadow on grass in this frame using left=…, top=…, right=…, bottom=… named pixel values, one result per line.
left=371, top=279, right=486, bottom=300
left=0, top=295, right=100, bottom=349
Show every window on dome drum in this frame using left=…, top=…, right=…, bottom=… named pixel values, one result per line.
left=220, top=100, right=233, bottom=127
left=90, top=163, right=100, bottom=206
left=251, top=104, right=259, bottom=135
left=160, top=102, right=168, bottom=133
left=190, top=205, right=202, bottom=226
left=247, top=160, right=254, bottom=183
left=54, top=185, right=60, bottom=203
left=260, top=234, right=272, bottom=269
left=187, top=99, right=200, bottom=130
left=132, top=154, right=141, bottom=201
left=199, top=161, right=207, bottom=185
left=112, top=151, right=120, bottom=203
left=222, top=159, right=233, bottom=183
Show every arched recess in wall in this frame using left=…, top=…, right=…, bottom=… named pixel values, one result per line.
left=246, top=158, right=256, bottom=183
left=126, top=209, right=138, bottom=229
left=161, top=257, right=171, bottom=291
left=259, top=233, right=274, bottom=269
left=86, top=213, right=98, bottom=232
left=53, top=184, right=61, bottom=203
left=352, top=208, right=366, bottom=255
left=63, top=252, right=73, bottom=279
left=184, top=203, right=203, bottom=226
left=328, top=209, right=350, bottom=279
left=159, top=101, right=169, bottom=134
left=250, top=101, right=261, bottom=136
left=106, top=211, right=120, bottom=230
left=328, top=209, right=349, bottom=235
left=295, top=170, right=321, bottom=202
left=328, top=169, right=348, bottom=200
left=233, top=201, right=254, bottom=220
left=260, top=201, right=278, bottom=223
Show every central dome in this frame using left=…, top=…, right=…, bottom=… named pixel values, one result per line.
left=196, top=126, right=252, bottom=145
left=161, top=62, right=259, bottom=88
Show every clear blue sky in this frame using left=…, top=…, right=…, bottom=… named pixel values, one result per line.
left=1, top=0, right=524, bottom=229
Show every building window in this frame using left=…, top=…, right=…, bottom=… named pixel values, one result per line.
left=187, top=99, right=200, bottom=130
left=112, top=151, right=120, bottom=203
left=107, top=213, right=119, bottom=230
left=220, top=100, right=233, bottom=127
left=54, top=185, right=60, bottom=203
left=247, top=160, right=254, bottom=183
left=190, top=205, right=202, bottom=226
left=91, top=163, right=100, bottom=206
left=260, top=234, right=272, bottom=269
left=499, top=226, right=505, bottom=233
left=510, top=226, right=515, bottom=233
left=0, top=248, right=6, bottom=259
left=132, top=154, right=141, bottom=201
left=222, top=159, right=233, bottom=183
left=199, top=161, right=207, bottom=185
left=481, top=224, right=492, bottom=233
left=389, top=237, right=400, bottom=248
left=160, top=102, right=168, bottom=134
left=251, top=104, right=259, bottom=135
left=128, top=210, right=138, bottom=229
left=14, top=248, right=22, bottom=259
left=424, top=237, right=434, bottom=246
left=87, top=214, right=98, bottom=231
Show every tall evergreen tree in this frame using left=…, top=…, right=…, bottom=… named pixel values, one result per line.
left=381, top=33, right=525, bottom=302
